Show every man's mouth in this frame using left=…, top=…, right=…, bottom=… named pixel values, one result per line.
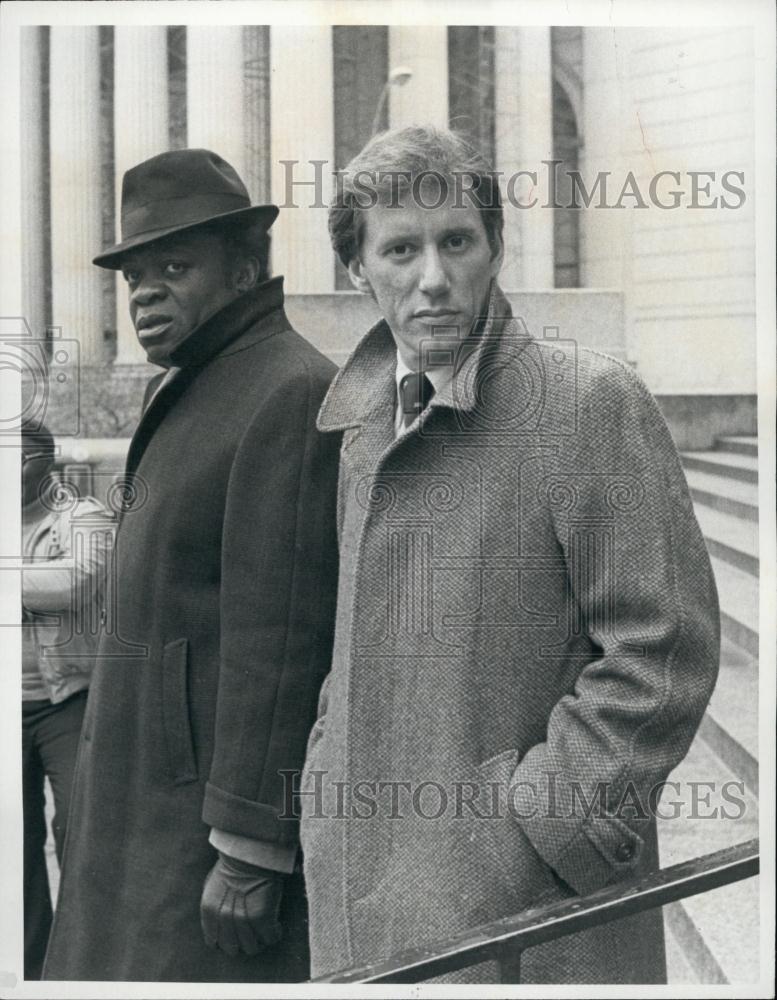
left=414, top=309, right=459, bottom=320
left=136, top=315, right=174, bottom=338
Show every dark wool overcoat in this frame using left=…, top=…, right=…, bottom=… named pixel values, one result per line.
left=43, top=278, right=340, bottom=982
left=301, top=283, right=720, bottom=984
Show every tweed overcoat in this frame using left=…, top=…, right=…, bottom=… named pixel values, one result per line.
left=301, top=283, right=720, bottom=984
left=44, top=278, right=340, bottom=982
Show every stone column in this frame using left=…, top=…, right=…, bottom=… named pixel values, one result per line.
left=387, top=26, right=448, bottom=128
left=243, top=26, right=271, bottom=205
left=186, top=26, right=246, bottom=181
left=493, top=28, right=522, bottom=290
left=270, top=26, right=334, bottom=293
left=579, top=28, right=628, bottom=289
left=494, top=27, right=555, bottom=289
left=21, top=27, right=47, bottom=343
left=49, top=27, right=105, bottom=364
left=113, top=26, right=169, bottom=364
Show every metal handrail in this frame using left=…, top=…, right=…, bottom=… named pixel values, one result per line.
left=311, top=837, right=759, bottom=984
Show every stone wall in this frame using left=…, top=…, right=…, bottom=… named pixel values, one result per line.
left=25, top=363, right=153, bottom=440
left=34, top=290, right=755, bottom=452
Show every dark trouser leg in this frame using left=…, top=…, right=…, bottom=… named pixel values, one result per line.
left=22, top=691, right=88, bottom=979
left=22, top=701, right=53, bottom=980
left=267, top=873, right=311, bottom=982
left=36, top=691, right=87, bottom=864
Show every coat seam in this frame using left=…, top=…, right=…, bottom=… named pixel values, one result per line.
left=609, top=367, right=686, bottom=792
left=541, top=353, right=685, bottom=859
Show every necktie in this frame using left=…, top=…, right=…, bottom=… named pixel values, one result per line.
left=399, top=372, right=435, bottom=429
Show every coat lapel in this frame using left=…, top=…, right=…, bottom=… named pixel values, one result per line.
left=339, top=364, right=396, bottom=478
left=123, top=278, right=288, bottom=486
left=317, top=281, right=525, bottom=441
left=124, top=366, right=199, bottom=481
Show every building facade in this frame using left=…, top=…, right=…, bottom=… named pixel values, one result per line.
left=15, top=21, right=762, bottom=986
left=21, top=23, right=756, bottom=444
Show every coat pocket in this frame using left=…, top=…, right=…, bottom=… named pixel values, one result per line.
left=161, top=638, right=198, bottom=784
left=474, top=749, right=574, bottom=908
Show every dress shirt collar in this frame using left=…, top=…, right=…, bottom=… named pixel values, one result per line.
left=395, top=352, right=455, bottom=400
left=394, top=354, right=455, bottom=435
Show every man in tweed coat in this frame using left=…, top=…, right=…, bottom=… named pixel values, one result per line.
left=299, top=126, right=720, bottom=984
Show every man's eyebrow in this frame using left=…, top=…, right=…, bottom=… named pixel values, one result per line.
left=439, top=223, right=480, bottom=238
left=121, top=241, right=195, bottom=268
left=375, top=231, right=418, bottom=248
left=375, top=222, right=481, bottom=249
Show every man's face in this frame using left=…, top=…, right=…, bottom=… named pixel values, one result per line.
left=120, top=230, right=243, bottom=365
left=348, top=188, right=503, bottom=370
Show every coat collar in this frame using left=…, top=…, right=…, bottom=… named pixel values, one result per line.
left=317, top=282, right=526, bottom=432
left=168, top=275, right=285, bottom=368
left=122, top=276, right=287, bottom=492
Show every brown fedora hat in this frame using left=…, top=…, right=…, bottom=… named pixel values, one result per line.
left=94, top=148, right=279, bottom=270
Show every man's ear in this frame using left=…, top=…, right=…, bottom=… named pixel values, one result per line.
left=347, top=257, right=373, bottom=296
left=233, top=255, right=261, bottom=293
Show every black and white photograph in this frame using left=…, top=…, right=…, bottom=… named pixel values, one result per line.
left=0, top=0, right=774, bottom=996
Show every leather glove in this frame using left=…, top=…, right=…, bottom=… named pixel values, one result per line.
left=200, top=852, right=285, bottom=956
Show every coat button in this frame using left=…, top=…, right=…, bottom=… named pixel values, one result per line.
left=615, top=841, right=635, bottom=863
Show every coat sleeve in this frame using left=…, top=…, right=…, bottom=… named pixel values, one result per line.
left=511, top=356, right=720, bottom=896
left=201, top=360, right=340, bottom=847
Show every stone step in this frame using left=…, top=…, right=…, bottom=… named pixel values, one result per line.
left=701, top=636, right=759, bottom=795
left=660, top=734, right=760, bottom=985
left=684, top=468, right=759, bottom=522
left=714, top=435, right=757, bottom=457
left=694, top=505, right=759, bottom=576
left=681, top=450, right=758, bottom=485
left=671, top=877, right=760, bottom=986
left=664, top=913, right=705, bottom=983
left=710, top=556, right=759, bottom=657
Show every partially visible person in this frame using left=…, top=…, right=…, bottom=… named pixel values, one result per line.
left=21, top=419, right=115, bottom=979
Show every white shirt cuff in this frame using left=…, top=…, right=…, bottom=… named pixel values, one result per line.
left=208, top=828, right=298, bottom=873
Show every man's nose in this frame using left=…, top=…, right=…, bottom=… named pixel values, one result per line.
left=130, top=277, right=167, bottom=307
left=417, top=248, right=451, bottom=296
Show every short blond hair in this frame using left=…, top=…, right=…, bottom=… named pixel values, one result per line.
left=329, top=125, right=504, bottom=267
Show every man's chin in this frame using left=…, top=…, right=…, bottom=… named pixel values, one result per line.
left=400, top=326, right=469, bottom=369
left=142, top=349, right=172, bottom=367
left=137, top=339, right=175, bottom=366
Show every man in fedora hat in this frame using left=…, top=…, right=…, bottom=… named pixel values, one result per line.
left=43, top=149, right=340, bottom=982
